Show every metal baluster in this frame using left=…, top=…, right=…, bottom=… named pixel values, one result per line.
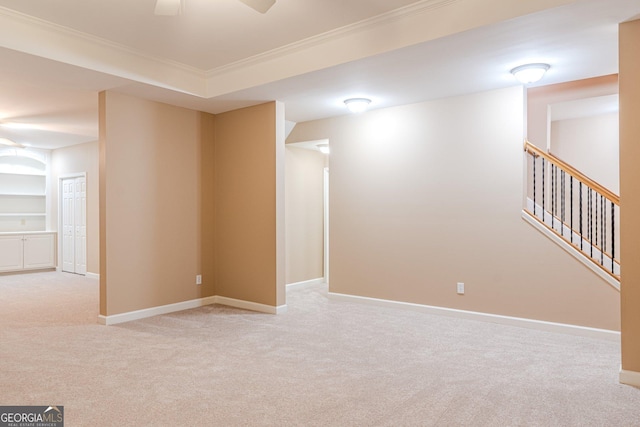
left=542, top=159, right=546, bottom=222
left=552, top=165, right=555, bottom=230
left=612, top=201, right=615, bottom=274
left=533, top=155, right=536, bottom=216
left=579, top=182, right=583, bottom=251
left=570, top=176, right=573, bottom=244
left=561, top=170, right=565, bottom=237
left=595, top=192, right=598, bottom=251
left=601, top=194, right=604, bottom=266
left=589, top=188, right=593, bottom=258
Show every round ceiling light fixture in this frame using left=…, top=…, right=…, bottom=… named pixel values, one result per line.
left=344, top=98, right=371, bottom=113
left=316, top=143, right=330, bottom=154
left=510, top=63, right=550, bottom=84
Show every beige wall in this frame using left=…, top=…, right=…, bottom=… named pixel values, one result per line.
left=288, top=86, right=620, bottom=330
left=550, top=112, right=619, bottom=194
left=213, top=101, right=286, bottom=307
left=99, top=92, right=284, bottom=316
left=285, top=146, right=326, bottom=284
left=619, top=19, right=640, bottom=374
left=51, top=141, right=100, bottom=274
left=527, top=75, right=618, bottom=149
left=99, top=91, right=206, bottom=316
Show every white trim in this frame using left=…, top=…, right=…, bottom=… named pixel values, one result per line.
left=98, top=296, right=217, bottom=325
left=213, top=296, right=288, bottom=314
left=620, top=368, right=640, bottom=388
left=85, top=272, right=99, bottom=280
left=328, top=292, right=620, bottom=342
left=324, top=167, right=330, bottom=285
left=521, top=210, right=620, bottom=290
left=0, top=5, right=206, bottom=96
left=286, top=278, right=325, bottom=289
left=98, top=295, right=286, bottom=325
left=205, top=0, right=457, bottom=79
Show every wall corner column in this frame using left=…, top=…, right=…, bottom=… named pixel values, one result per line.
left=275, top=101, right=286, bottom=308
left=619, top=18, right=640, bottom=387
left=98, top=90, right=107, bottom=317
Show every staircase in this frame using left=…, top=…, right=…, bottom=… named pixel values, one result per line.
left=522, top=141, right=620, bottom=288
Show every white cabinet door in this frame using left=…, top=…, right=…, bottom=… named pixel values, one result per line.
left=0, top=235, right=24, bottom=272
left=23, top=234, right=55, bottom=270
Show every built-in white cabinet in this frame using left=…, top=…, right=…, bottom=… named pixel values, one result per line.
left=0, top=232, right=56, bottom=272
left=0, top=149, right=55, bottom=273
left=0, top=235, right=24, bottom=272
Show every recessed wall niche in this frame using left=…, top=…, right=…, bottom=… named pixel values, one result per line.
left=0, top=148, right=48, bottom=232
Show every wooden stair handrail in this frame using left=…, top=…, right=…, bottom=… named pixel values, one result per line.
left=524, top=140, right=620, bottom=205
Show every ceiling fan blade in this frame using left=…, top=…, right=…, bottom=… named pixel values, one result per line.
left=155, top=0, right=182, bottom=16
left=237, top=0, right=276, bottom=14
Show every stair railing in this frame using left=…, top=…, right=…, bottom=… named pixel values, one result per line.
left=523, top=141, right=620, bottom=281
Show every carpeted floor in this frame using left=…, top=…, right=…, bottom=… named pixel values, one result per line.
left=0, top=271, right=639, bottom=426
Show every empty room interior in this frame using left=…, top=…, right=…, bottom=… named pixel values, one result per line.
left=1, top=0, right=640, bottom=425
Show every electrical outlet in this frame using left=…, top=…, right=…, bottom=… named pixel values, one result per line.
left=196, top=275, right=202, bottom=285
left=457, top=282, right=464, bottom=295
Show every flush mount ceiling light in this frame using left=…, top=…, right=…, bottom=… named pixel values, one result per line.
left=510, top=63, right=550, bottom=84
left=344, top=98, right=371, bottom=113
left=317, top=143, right=330, bottom=154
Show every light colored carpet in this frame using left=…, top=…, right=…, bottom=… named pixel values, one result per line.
left=0, top=271, right=639, bottom=426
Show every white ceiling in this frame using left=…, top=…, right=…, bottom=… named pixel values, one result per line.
left=0, top=0, right=638, bottom=150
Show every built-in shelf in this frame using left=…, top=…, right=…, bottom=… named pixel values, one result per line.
left=0, top=171, right=46, bottom=177
left=0, top=154, right=48, bottom=233
left=0, top=213, right=46, bottom=217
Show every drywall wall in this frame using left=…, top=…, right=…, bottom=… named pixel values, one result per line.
left=99, top=91, right=206, bottom=316
left=51, top=141, right=100, bottom=275
left=285, top=146, right=325, bottom=284
left=288, top=86, right=620, bottom=330
left=527, top=75, right=618, bottom=149
left=619, top=19, right=640, bottom=375
left=550, top=113, right=619, bottom=194
left=213, top=101, right=286, bottom=308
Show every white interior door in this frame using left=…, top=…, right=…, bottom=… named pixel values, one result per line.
left=61, top=175, right=86, bottom=275
left=74, top=177, right=87, bottom=275
left=62, top=178, right=75, bottom=272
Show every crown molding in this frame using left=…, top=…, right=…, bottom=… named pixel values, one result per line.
left=201, top=0, right=575, bottom=98
left=0, top=0, right=578, bottom=102
left=0, top=5, right=208, bottom=96
left=205, top=0, right=458, bottom=79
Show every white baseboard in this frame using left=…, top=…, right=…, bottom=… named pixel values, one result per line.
left=286, top=277, right=325, bottom=289
left=620, top=368, right=640, bottom=388
left=213, top=296, right=287, bottom=314
left=85, top=272, right=99, bottom=280
left=328, top=292, right=620, bottom=342
left=98, top=295, right=286, bottom=325
left=98, top=296, right=218, bottom=325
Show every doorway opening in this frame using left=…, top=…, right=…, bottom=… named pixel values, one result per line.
left=284, top=140, right=329, bottom=287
